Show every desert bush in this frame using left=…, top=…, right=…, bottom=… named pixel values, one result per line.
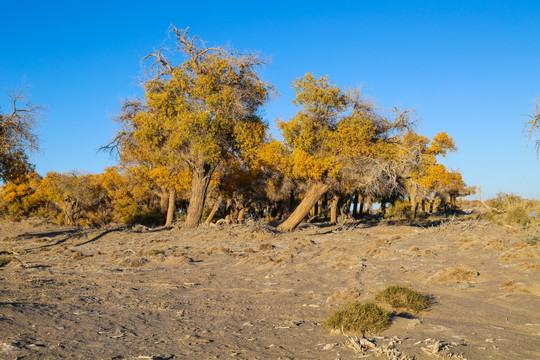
left=485, top=193, right=540, bottom=227
left=124, top=206, right=163, bottom=226
left=323, top=301, right=390, bottom=335
left=375, top=285, right=430, bottom=313
left=148, top=249, right=165, bottom=255
left=385, top=200, right=412, bottom=219
left=0, top=257, right=11, bottom=267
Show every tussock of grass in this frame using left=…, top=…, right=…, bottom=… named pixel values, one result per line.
left=323, top=302, right=390, bottom=335
left=375, top=285, right=430, bottom=313
left=148, top=249, right=165, bottom=255
left=0, top=257, right=11, bottom=267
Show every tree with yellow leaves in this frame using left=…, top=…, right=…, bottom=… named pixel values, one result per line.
left=277, top=74, right=410, bottom=231
left=108, top=26, right=271, bottom=228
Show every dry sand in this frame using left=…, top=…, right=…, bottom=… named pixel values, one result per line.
left=0, top=217, right=539, bottom=359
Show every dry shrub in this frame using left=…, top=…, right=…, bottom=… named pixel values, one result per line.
left=429, top=267, right=479, bottom=282
left=118, top=256, right=147, bottom=267
left=375, top=285, right=431, bottom=314
left=323, top=302, right=390, bottom=336
left=326, top=288, right=362, bottom=304
left=70, top=251, right=85, bottom=260
left=258, top=243, right=274, bottom=251
left=499, top=246, right=537, bottom=263
left=453, top=237, right=482, bottom=250
left=208, top=247, right=231, bottom=255
left=500, top=280, right=538, bottom=294
left=518, top=262, right=540, bottom=272
left=243, top=247, right=255, bottom=253
left=0, top=257, right=11, bottom=267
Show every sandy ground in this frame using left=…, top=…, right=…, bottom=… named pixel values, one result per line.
left=0, top=217, right=539, bottom=360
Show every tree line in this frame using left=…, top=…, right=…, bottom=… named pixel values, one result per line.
left=7, top=26, right=539, bottom=230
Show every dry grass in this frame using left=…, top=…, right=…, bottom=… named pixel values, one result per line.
left=323, top=302, right=390, bottom=336
left=429, top=267, right=479, bottom=282
left=326, top=288, right=362, bottom=304
left=500, top=280, right=539, bottom=294
left=375, top=285, right=431, bottom=314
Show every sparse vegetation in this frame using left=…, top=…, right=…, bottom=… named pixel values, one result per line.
left=385, top=200, right=412, bottom=219
left=323, top=301, right=390, bottom=335
left=484, top=193, right=540, bottom=227
left=375, top=285, right=431, bottom=313
left=0, top=257, right=11, bottom=267
left=148, top=249, right=165, bottom=255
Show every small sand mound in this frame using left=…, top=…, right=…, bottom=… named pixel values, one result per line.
left=429, top=267, right=479, bottom=282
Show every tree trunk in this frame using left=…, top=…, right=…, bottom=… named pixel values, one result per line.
left=379, top=200, right=386, bottom=216
left=364, top=195, right=372, bottom=215
left=165, top=187, right=176, bottom=227
left=205, top=195, right=222, bottom=224
left=410, top=194, right=417, bottom=219
left=160, top=187, right=169, bottom=216
left=352, top=192, right=358, bottom=218
left=277, top=182, right=330, bottom=232
left=185, top=164, right=213, bottom=228
left=330, top=195, right=339, bottom=224
left=238, top=207, right=247, bottom=223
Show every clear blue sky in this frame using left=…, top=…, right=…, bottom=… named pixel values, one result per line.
left=1, top=0, right=539, bottom=199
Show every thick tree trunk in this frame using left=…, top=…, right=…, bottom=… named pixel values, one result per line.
left=165, top=187, right=176, bottom=227
left=277, top=182, right=330, bottom=232
left=185, top=164, right=213, bottom=228
left=160, top=187, right=169, bottom=216
left=330, top=195, right=339, bottom=224
left=205, top=195, right=223, bottom=224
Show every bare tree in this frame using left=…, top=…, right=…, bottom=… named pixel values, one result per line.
left=0, top=87, right=44, bottom=182
left=526, top=102, right=540, bottom=156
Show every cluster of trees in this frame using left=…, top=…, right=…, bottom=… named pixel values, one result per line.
left=1, top=27, right=480, bottom=229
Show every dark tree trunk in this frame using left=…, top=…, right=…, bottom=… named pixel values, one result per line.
left=185, top=164, right=213, bottom=228
left=277, top=182, right=330, bottom=232
left=364, top=195, right=372, bottom=215
left=352, top=192, right=359, bottom=218
left=165, top=187, right=176, bottom=227
left=379, top=199, right=386, bottom=216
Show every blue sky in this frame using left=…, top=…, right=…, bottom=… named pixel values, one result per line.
left=1, top=0, right=539, bottom=199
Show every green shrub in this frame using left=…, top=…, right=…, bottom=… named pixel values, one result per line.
left=0, top=257, right=11, bottom=267
left=125, top=206, right=164, bottom=226
left=385, top=200, right=412, bottom=219
left=375, top=285, right=430, bottom=314
left=323, top=302, right=390, bottom=335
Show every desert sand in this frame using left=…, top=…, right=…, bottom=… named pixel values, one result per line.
left=1, top=217, right=539, bottom=359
